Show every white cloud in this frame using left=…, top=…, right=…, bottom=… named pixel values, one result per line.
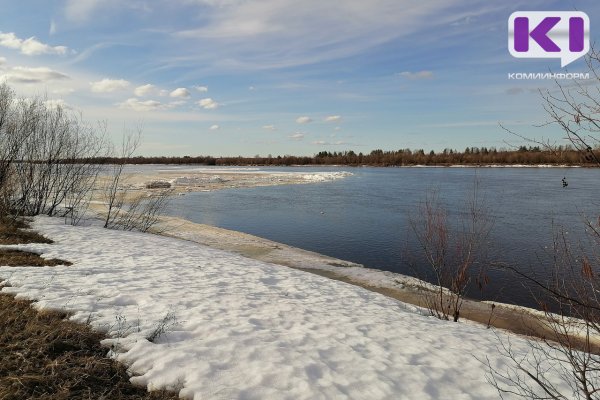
left=168, top=100, right=187, bottom=108
left=118, top=98, right=164, bottom=112
left=0, top=32, right=21, bottom=49
left=21, top=38, right=68, bottom=56
left=72, top=0, right=153, bottom=20
left=334, top=126, right=341, bottom=131
left=296, top=116, right=312, bottom=124
left=324, top=115, right=342, bottom=123
left=209, top=124, right=220, bottom=130
left=49, top=20, right=57, bottom=35
left=262, top=125, right=276, bottom=131
left=289, top=132, right=305, bottom=141
left=0, top=66, right=69, bottom=83
left=90, top=78, right=130, bottom=93
left=194, top=85, right=208, bottom=92
left=198, top=98, right=219, bottom=109
left=175, top=0, right=476, bottom=70
left=170, top=87, right=191, bottom=98
left=65, top=0, right=100, bottom=21
left=52, top=87, right=75, bottom=95
left=0, top=57, right=6, bottom=66
left=398, top=70, right=434, bottom=80
left=311, top=140, right=348, bottom=146
left=134, top=84, right=155, bottom=97
left=44, top=99, right=71, bottom=110
left=248, top=86, right=255, bottom=91
left=0, top=32, right=68, bottom=56
left=64, top=0, right=123, bottom=22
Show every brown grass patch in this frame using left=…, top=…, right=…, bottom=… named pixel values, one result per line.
left=0, top=217, right=52, bottom=245
left=0, top=218, right=180, bottom=398
left=0, top=292, right=180, bottom=399
left=0, top=249, right=72, bottom=267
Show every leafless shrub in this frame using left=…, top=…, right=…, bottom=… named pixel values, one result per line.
left=102, top=129, right=141, bottom=229
left=101, top=129, right=172, bottom=233
left=409, top=180, right=493, bottom=322
left=146, top=311, right=178, bottom=343
left=488, top=45, right=600, bottom=399
left=487, top=227, right=600, bottom=399
left=0, top=85, right=106, bottom=222
left=110, top=190, right=172, bottom=233
left=0, top=84, right=18, bottom=195
left=0, top=84, right=168, bottom=231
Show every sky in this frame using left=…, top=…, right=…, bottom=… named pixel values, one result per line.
left=1, top=0, right=599, bottom=156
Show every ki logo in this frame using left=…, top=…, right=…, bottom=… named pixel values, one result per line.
left=508, top=11, right=590, bottom=67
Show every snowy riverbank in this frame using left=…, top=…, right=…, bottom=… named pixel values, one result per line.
left=0, top=217, right=571, bottom=399
left=96, top=167, right=354, bottom=197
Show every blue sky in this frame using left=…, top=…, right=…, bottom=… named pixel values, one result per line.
left=1, top=0, right=599, bottom=156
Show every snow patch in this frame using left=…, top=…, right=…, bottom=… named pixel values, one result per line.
left=0, top=216, right=571, bottom=399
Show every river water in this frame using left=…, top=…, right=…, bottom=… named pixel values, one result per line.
left=161, top=165, right=600, bottom=308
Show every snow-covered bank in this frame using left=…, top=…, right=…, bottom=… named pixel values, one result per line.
left=0, top=217, right=569, bottom=399
left=158, top=216, right=558, bottom=339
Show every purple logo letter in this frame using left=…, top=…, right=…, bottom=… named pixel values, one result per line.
left=514, top=17, right=561, bottom=52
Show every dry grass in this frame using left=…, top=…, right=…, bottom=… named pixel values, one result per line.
left=0, top=217, right=70, bottom=267
left=0, top=249, right=72, bottom=267
left=0, top=217, right=52, bottom=245
left=0, top=293, right=180, bottom=400
left=0, top=218, right=180, bottom=399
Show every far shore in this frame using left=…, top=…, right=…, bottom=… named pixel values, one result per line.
left=110, top=162, right=592, bottom=168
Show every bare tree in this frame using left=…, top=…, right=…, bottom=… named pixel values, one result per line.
left=0, top=87, right=106, bottom=221
left=0, top=84, right=18, bottom=193
left=102, top=129, right=141, bottom=229
left=101, top=128, right=172, bottom=232
left=111, top=189, right=173, bottom=233
left=502, top=47, right=600, bottom=165
left=488, top=46, right=600, bottom=399
left=0, top=83, right=20, bottom=218
left=409, top=180, right=493, bottom=322
left=487, top=227, right=600, bottom=400
left=0, top=84, right=170, bottom=231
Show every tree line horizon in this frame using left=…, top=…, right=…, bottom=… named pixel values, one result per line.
left=87, top=145, right=599, bottom=166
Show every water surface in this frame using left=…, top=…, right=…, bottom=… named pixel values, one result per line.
left=164, top=166, right=600, bottom=308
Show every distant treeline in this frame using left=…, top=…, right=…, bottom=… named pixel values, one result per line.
left=89, top=145, right=600, bottom=166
